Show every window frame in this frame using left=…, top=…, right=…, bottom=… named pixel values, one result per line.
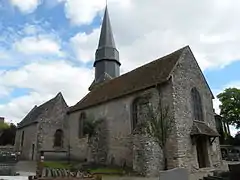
left=132, top=96, right=150, bottom=132
left=191, top=87, right=204, bottom=121
left=53, top=129, right=64, bottom=148
left=78, top=112, right=86, bottom=138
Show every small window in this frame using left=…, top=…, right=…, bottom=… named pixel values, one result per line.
left=79, top=112, right=86, bottom=138
left=21, top=131, right=24, bottom=147
left=54, top=129, right=64, bottom=147
left=191, top=87, right=204, bottom=121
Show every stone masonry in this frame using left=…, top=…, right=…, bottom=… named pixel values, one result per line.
left=15, top=93, right=68, bottom=161
left=68, top=46, right=222, bottom=176
left=171, top=47, right=222, bottom=171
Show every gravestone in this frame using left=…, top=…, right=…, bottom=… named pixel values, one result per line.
left=159, top=168, right=189, bottom=180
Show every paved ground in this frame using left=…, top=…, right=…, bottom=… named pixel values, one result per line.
left=15, top=161, right=36, bottom=174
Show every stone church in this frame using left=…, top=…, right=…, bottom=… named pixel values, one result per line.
left=67, top=6, right=222, bottom=175
left=14, top=92, right=68, bottom=160
left=14, top=5, right=222, bottom=176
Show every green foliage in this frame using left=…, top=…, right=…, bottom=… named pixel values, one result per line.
left=43, top=161, right=71, bottom=169
left=89, top=167, right=124, bottom=174
left=143, top=92, right=174, bottom=149
left=83, top=116, right=104, bottom=139
left=217, top=88, right=240, bottom=128
left=0, top=122, right=10, bottom=130
left=0, top=123, right=17, bottom=145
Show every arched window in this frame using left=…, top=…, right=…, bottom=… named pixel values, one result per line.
left=79, top=112, right=86, bottom=138
left=132, top=97, right=150, bottom=131
left=191, top=87, right=204, bottom=121
left=54, top=129, right=64, bottom=147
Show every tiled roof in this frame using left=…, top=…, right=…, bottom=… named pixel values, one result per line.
left=190, top=121, right=220, bottom=137
left=17, top=92, right=63, bottom=129
left=69, top=46, right=188, bottom=113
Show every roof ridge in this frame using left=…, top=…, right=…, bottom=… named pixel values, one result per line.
left=92, top=46, right=188, bottom=90
left=18, top=92, right=66, bottom=128
left=69, top=46, right=188, bottom=112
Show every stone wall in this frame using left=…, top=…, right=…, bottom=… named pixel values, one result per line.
left=68, top=90, right=135, bottom=165
left=171, top=47, right=222, bottom=171
left=14, top=124, right=38, bottom=160
left=15, top=94, right=68, bottom=161
left=68, top=83, right=178, bottom=175
left=133, top=134, right=163, bottom=176
left=37, top=95, right=68, bottom=156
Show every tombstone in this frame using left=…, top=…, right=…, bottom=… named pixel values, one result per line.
left=159, top=168, right=189, bottom=180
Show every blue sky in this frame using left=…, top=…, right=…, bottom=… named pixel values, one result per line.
left=0, top=0, right=240, bottom=135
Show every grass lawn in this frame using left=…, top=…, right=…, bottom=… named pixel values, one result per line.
left=43, top=161, right=71, bottom=169
left=89, top=167, right=125, bottom=174
left=42, top=161, right=126, bottom=175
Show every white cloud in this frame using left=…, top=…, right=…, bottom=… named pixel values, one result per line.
left=23, top=25, right=41, bottom=35
left=0, top=60, right=94, bottom=123
left=61, top=0, right=130, bottom=25
left=70, top=29, right=100, bottom=63
left=3, top=0, right=240, bottom=135
left=13, top=35, right=63, bottom=56
left=10, top=0, right=41, bottom=13
left=61, top=0, right=105, bottom=25
left=65, top=0, right=240, bottom=72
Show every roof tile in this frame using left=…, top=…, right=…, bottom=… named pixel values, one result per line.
left=69, top=46, right=187, bottom=112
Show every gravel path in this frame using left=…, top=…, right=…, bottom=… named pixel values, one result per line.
left=15, top=161, right=36, bottom=174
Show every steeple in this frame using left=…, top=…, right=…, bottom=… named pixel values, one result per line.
left=89, top=5, right=121, bottom=91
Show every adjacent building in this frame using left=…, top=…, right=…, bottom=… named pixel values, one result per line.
left=14, top=93, right=68, bottom=160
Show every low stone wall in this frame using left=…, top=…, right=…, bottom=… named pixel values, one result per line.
left=42, top=151, right=68, bottom=161
left=0, top=145, right=14, bottom=152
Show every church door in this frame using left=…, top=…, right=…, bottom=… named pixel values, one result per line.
left=196, top=136, right=209, bottom=168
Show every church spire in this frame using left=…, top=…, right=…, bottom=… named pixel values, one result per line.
left=97, top=6, right=116, bottom=49
left=94, top=6, right=120, bottom=66
left=90, top=5, right=121, bottom=91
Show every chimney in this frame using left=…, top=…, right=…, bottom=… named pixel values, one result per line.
left=0, top=117, right=4, bottom=123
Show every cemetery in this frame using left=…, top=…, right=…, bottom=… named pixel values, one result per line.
left=1, top=1, right=240, bottom=180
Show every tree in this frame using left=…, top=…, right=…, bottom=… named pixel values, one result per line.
left=0, top=123, right=17, bottom=145
left=233, top=132, right=240, bottom=146
left=83, top=116, right=103, bottom=142
left=82, top=116, right=107, bottom=163
left=143, top=87, right=174, bottom=170
left=0, top=122, right=10, bottom=130
left=217, top=88, right=240, bottom=128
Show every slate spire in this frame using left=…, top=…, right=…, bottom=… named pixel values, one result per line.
left=90, top=5, right=121, bottom=91
left=97, top=6, right=116, bottom=49
left=94, top=6, right=120, bottom=65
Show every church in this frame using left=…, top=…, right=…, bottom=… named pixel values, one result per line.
left=14, top=5, right=222, bottom=177
left=67, top=6, right=222, bottom=176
